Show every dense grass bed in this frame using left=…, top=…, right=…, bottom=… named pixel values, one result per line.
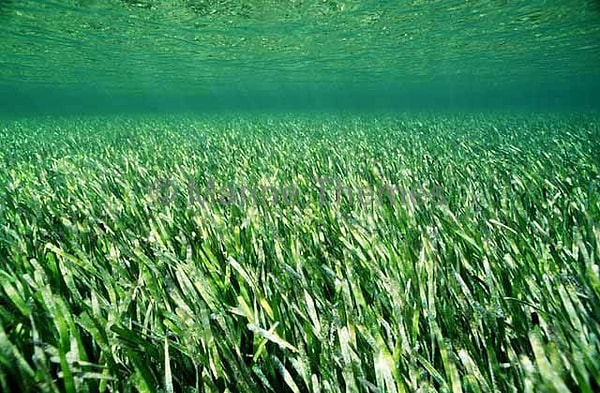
left=0, top=114, right=599, bottom=392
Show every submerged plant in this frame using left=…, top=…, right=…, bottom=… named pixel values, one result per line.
left=0, top=113, right=599, bottom=392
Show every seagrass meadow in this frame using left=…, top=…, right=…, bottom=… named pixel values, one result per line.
left=0, top=113, right=599, bottom=392
left=2, top=0, right=600, bottom=391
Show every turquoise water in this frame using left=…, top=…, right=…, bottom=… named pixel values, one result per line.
left=1, top=0, right=599, bottom=113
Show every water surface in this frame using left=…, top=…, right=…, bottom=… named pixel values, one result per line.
left=1, top=0, right=599, bottom=113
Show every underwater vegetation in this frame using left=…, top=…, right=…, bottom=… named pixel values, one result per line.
left=0, top=114, right=599, bottom=392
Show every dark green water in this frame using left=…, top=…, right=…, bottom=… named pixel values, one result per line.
left=1, top=0, right=599, bottom=114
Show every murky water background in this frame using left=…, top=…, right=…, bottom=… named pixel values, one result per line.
left=1, top=0, right=599, bottom=113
